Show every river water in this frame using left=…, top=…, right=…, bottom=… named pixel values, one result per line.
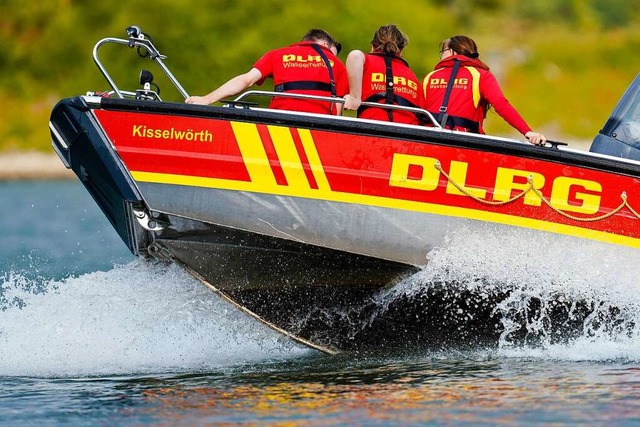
left=2, top=180, right=640, bottom=425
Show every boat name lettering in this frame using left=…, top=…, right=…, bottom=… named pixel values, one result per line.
left=389, top=153, right=602, bottom=214
left=131, top=125, right=213, bottom=142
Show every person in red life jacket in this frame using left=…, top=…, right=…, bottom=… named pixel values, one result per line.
left=186, top=29, right=348, bottom=115
left=423, top=35, right=546, bottom=145
left=343, top=24, right=424, bottom=125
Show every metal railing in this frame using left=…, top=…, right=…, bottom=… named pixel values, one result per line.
left=233, top=90, right=442, bottom=128
left=92, top=26, right=189, bottom=100
left=91, top=26, right=441, bottom=129
left=91, top=26, right=572, bottom=147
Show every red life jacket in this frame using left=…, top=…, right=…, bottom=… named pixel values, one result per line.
left=253, top=41, right=349, bottom=115
left=423, top=56, right=531, bottom=135
left=357, top=53, right=424, bottom=125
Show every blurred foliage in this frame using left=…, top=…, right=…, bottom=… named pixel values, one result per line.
left=1, top=0, right=640, bottom=152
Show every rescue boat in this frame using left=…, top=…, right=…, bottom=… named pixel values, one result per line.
left=50, top=27, right=640, bottom=353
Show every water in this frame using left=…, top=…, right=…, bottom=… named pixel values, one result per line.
left=2, top=180, right=640, bottom=425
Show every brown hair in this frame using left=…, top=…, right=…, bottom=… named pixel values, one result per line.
left=371, top=24, right=408, bottom=55
left=302, top=28, right=341, bottom=54
left=442, top=35, right=489, bottom=69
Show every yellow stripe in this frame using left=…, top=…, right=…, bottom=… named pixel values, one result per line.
left=297, top=128, right=331, bottom=191
left=423, top=70, right=438, bottom=96
left=465, top=66, right=481, bottom=108
left=230, top=121, right=277, bottom=188
left=130, top=170, right=640, bottom=250
left=133, top=171, right=254, bottom=192
left=267, top=125, right=309, bottom=190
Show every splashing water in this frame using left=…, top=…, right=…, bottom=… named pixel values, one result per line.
left=0, top=259, right=308, bottom=378
left=3, top=217, right=640, bottom=375
left=373, top=223, right=640, bottom=359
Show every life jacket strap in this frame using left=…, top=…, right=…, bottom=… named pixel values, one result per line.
left=310, top=44, right=337, bottom=98
left=274, top=81, right=334, bottom=93
left=358, top=93, right=419, bottom=110
left=356, top=54, right=425, bottom=122
left=357, top=92, right=420, bottom=120
left=383, top=55, right=394, bottom=121
left=438, top=59, right=461, bottom=128
left=430, top=111, right=480, bottom=133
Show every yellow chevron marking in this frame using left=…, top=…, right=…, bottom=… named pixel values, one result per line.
left=230, top=121, right=277, bottom=188
left=297, top=128, right=331, bottom=191
left=266, top=125, right=309, bottom=190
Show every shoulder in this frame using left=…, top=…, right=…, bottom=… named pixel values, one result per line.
left=423, top=69, right=440, bottom=85
left=331, top=55, right=347, bottom=70
left=475, top=68, right=497, bottom=83
left=391, top=55, right=411, bottom=69
left=362, top=53, right=387, bottom=67
left=347, top=50, right=366, bottom=60
left=288, top=41, right=310, bottom=48
left=258, top=45, right=286, bottom=60
left=270, top=42, right=311, bottom=54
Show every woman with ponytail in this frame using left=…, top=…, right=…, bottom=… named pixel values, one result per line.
left=344, top=24, right=424, bottom=124
left=423, top=35, right=546, bottom=145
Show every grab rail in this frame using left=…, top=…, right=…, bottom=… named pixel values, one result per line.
left=92, top=26, right=189, bottom=99
left=233, top=90, right=442, bottom=128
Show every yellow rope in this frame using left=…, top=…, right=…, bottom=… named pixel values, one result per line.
left=623, top=192, right=640, bottom=218
left=434, top=161, right=640, bottom=222
left=435, top=161, right=532, bottom=206
left=529, top=185, right=626, bottom=222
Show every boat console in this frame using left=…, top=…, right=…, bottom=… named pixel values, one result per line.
left=590, top=74, right=640, bottom=161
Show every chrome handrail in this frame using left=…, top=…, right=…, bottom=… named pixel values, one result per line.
left=92, top=28, right=189, bottom=100
left=233, top=90, right=442, bottom=128
left=92, top=27, right=441, bottom=128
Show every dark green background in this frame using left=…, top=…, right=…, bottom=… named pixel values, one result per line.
left=2, top=0, right=639, bottom=151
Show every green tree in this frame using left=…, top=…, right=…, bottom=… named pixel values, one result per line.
left=1, top=0, right=639, bottom=152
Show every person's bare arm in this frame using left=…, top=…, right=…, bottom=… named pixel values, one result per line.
left=343, top=50, right=365, bottom=110
left=185, top=68, right=263, bottom=105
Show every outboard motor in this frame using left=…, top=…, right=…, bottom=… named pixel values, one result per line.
left=590, top=73, right=640, bottom=161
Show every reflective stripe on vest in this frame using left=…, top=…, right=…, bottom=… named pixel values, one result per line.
left=465, top=66, right=481, bottom=108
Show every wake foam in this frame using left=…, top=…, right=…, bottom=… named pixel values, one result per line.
left=374, top=223, right=640, bottom=360
left=0, top=260, right=308, bottom=378
left=3, top=222, right=640, bottom=372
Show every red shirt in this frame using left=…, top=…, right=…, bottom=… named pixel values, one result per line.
left=358, top=53, right=424, bottom=125
left=253, top=41, right=349, bottom=115
left=422, top=56, right=531, bottom=134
